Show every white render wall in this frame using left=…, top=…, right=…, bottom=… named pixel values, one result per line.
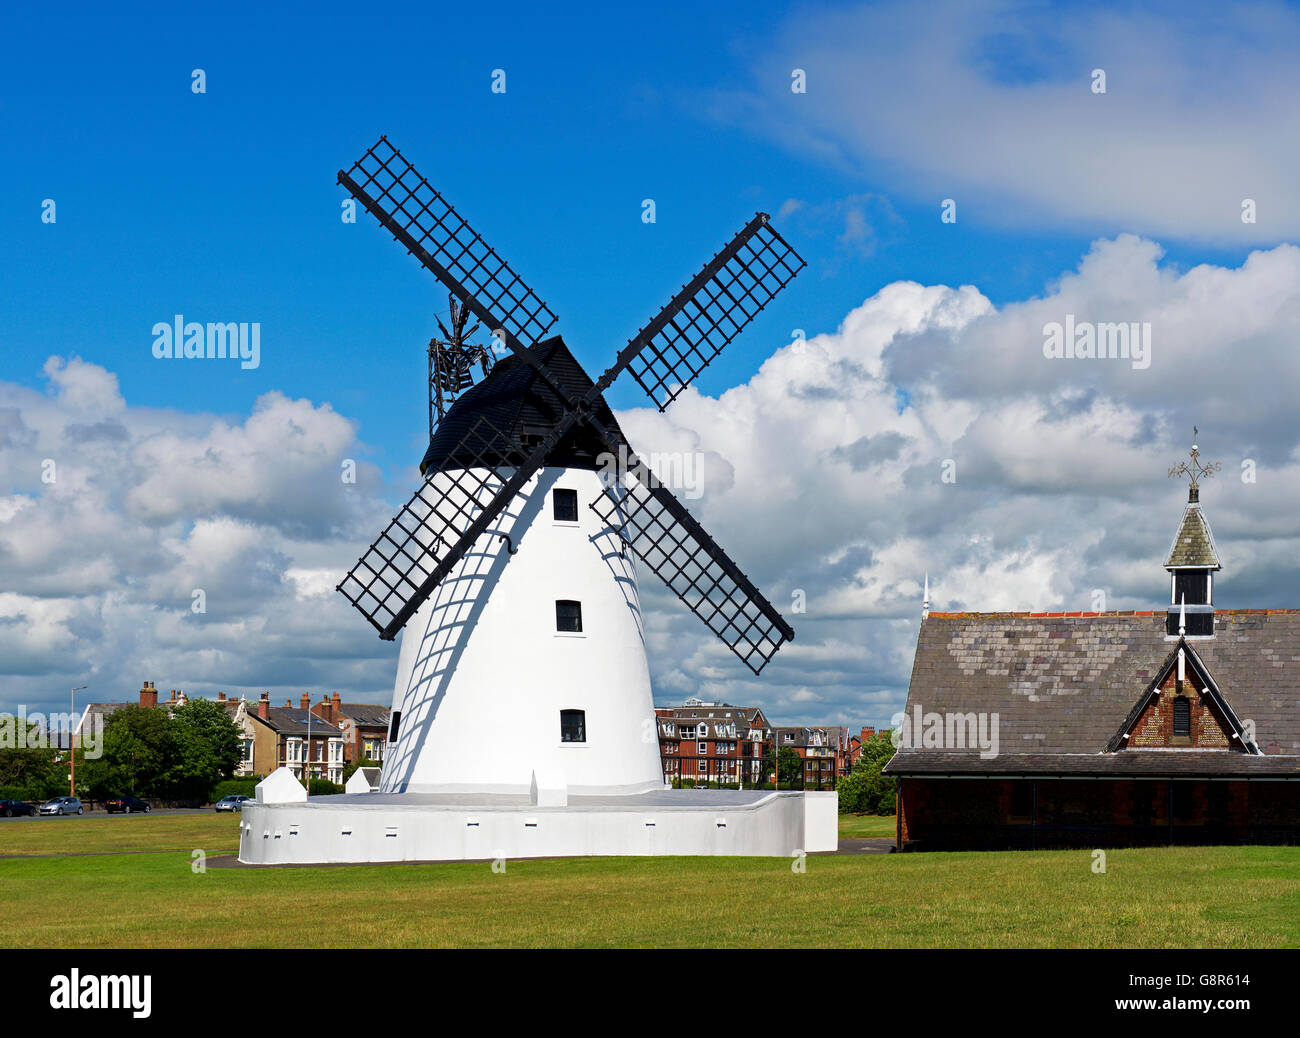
left=237, top=790, right=839, bottom=864
left=381, top=466, right=665, bottom=797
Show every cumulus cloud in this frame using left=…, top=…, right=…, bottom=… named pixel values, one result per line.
left=6, top=233, right=1300, bottom=728
left=0, top=360, right=392, bottom=714
left=714, top=0, right=1300, bottom=242
left=624, top=235, right=1300, bottom=723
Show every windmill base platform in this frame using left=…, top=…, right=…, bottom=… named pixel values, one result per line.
left=236, top=789, right=838, bottom=865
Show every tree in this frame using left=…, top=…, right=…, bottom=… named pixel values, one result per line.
left=837, top=731, right=898, bottom=815
left=761, top=746, right=804, bottom=785
left=79, top=705, right=174, bottom=798
left=172, top=699, right=242, bottom=779
left=342, top=757, right=380, bottom=783
left=0, top=717, right=65, bottom=798
left=79, top=701, right=241, bottom=803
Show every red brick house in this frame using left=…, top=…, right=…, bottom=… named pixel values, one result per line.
left=310, top=693, right=391, bottom=765
left=656, top=702, right=770, bottom=786
left=771, top=726, right=843, bottom=789
left=886, top=458, right=1300, bottom=851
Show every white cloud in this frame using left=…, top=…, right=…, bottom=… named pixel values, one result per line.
left=625, top=235, right=1300, bottom=722
left=8, top=233, right=1300, bottom=727
left=716, top=0, right=1300, bottom=242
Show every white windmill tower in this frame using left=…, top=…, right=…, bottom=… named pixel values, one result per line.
left=333, top=137, right=805, bottom=803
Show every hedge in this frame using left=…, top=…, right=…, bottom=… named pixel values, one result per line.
left=211, top=778, right=260, bottom=802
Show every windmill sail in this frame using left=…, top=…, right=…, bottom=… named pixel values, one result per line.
left=336, top=414, right=528, bottom=639
left=336, top=139, right=806, bottom=675
left=591, top=458, right=794, bottom=675
left=338, top=137, right=557, bottom=349
left=605, top=213, right=805, bottom=411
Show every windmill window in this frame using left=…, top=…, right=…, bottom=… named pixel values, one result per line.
left=553, top=488, right=579, bottom=522
left=560, top=709, right=586, bottom=743
left=388, top=710, right=401, bottom=743
left=556, top=600, right=583, bottom=633
left=1172, top=697, right=1191, bottom=738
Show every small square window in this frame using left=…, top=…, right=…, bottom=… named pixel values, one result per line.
left=553, top=488, right=579, bottom=522
left=561, top=709, right=586, bottom=743
left=556, top=600, right=583, bottom=633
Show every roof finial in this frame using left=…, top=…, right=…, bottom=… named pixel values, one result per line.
left=1168, top=429, right=1220, bottom=504
left=922, top=571, right=930, bottom=619
left=1178, top=593, right=1186, bottom=636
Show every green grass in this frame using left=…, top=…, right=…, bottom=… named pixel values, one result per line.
left=2, top=814, right=1298, bottom=947
left=0, top=812, right=239, bottom=857
left=838, top=814, right=897, bottom=839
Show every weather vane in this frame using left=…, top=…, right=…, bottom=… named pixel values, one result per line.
left=1168, top=426, right=1220, bottom=502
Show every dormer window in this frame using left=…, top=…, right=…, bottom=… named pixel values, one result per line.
left=556, top=600, right=583, bottom=633
left=553, top=488, right=578, bottom=522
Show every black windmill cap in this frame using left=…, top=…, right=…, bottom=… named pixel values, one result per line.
left=419, top=336, right=624, bottom=476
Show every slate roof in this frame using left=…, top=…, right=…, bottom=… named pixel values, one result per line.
left=419, top=335, right=625, bottom=475
left=335, top=703, right=391, bottom=728
left=885, top=610, right=1300, bottom=776
left=886, top=751, right=1300, bottom=777
left=252, top=707, right=342, bottom=737
left=1165, top=503, right=1221, bottom=569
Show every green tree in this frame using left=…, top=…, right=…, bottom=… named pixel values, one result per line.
left=80, top=705, right=173, bottom=798
left=761, top=746, right=804, bottom=785
left=0, top=717, right=65, bottom=797
left=837, top=731, right=898, bottom=815
left=342, top=757, right=380, bottom=783
left=172, top=698, right=242, bottom=779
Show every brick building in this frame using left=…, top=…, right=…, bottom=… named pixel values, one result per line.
left=249, top=693, right=345, bottom=785
left=771, top=726, right=845, bottom=789
left=656, top=702, right=770, bottom=786
left=310, top=693, right=391, bottom=765
left=886, top=454, right=1300, bottom=851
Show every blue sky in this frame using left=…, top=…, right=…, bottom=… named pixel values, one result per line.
left=2, top=0, right=1257, bottom=478
left=5, top=0, right=1300, bottom=726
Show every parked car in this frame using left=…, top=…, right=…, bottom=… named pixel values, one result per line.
left=104, top=795, right=151, bottom=814
left=39, top=796, right=83, bottom=816
left=214, top=795, right=253, bottom=812
left=0, top=799, right=36, bottom=818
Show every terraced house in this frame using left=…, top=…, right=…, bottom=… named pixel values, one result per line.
left=887, top=446, right=1300, bottom=851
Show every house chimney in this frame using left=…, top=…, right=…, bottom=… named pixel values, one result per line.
left=258, top=692, right=269, bottom=720
left=300, top=692, right=310, bottom=713
left=332, top=691, right=342, bottom=716
left=217, top=691, right=226, bottom=702
left=140, top=681, right=157, bottom=709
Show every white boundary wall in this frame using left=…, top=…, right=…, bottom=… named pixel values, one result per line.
left=238, top=791, right=839, bottom=864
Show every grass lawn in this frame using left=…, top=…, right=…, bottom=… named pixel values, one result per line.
left=839, top=814, right=896, bottom=839
left=1, top=813, right=1297, bottom=948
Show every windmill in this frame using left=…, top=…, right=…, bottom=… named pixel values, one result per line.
left=334, top=137, right=805, bottom=796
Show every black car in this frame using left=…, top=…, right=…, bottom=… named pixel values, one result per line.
left=0, top=799, right=36, bottom=818
left=104, top=795, right=151, bottom=814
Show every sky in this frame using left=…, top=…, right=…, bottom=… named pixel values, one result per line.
left=4, top=0, right=1300, bottom=728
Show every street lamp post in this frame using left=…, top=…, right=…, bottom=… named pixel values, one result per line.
left=70, top=686, right=87, bottom=797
